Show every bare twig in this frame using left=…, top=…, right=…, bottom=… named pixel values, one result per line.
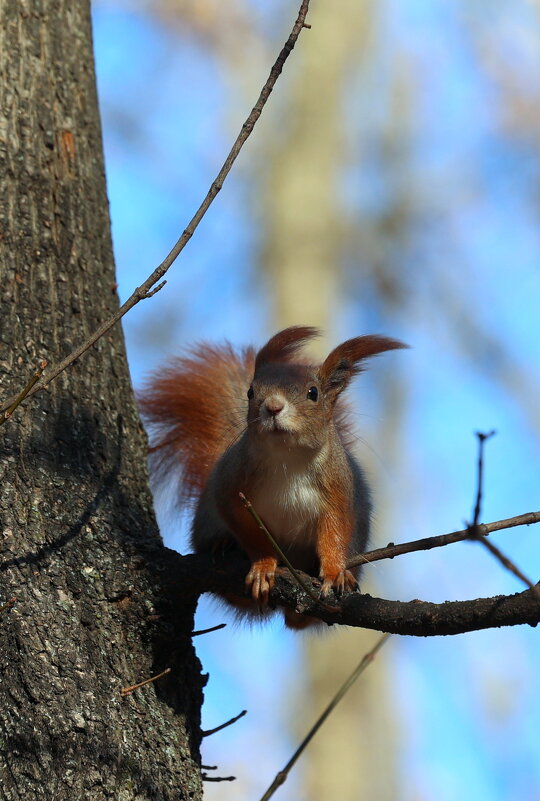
left=0, top=0, right=312, bottom=417
left=239, top=492, right=339, bottom=613
left=143, top=280, right=167, bottom=300
left=202, top=774, right=236, bottom=782
left=201, top=709, right=247, bottom=737
left=0, top=361, right=47, bottom=425
left=0, top=597, right=16, bottom=614
left=121, top=666, right=171, bottom=696
left=466, top=432, right=540, bottom=600
left=259, top=633, right=391, bottom=801
left=346, top=510, right=540, bottom=570
left=192, top=622, right=227, bottom=637
left=472, top=536, right=540, bottom=597
left=470, top=430, right=496, bottom=528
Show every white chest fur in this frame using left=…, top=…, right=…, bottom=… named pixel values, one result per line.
left=249, top=449, right=322, bottom=549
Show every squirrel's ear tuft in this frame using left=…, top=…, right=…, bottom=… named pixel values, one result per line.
left=255, top=326, right=320, bottom=371
left=318, top=335, right=408, bottom=399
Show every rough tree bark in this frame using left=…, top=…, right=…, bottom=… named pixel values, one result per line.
left=0, top=2, right=203, bottom=799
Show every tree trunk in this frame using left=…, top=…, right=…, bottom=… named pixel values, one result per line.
left=0, top=2, right=203, bottom=799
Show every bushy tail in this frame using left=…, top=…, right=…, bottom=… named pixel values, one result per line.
left=139, top=342, right=255, bottom=506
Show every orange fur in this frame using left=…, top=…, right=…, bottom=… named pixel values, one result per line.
left=316, top=477, right=358, bottom=596
left=139, top=343, right=255, bottom=504
left=254, top=325, right=319, bottom=370
left=319, top=335, right=407, bottom=398
left=140, top=327, right=407, bottom=627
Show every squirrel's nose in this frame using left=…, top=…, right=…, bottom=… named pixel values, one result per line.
left=265, top=396, right=285, bottom=417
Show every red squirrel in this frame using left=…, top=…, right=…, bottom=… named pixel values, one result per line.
left=140, top=326, right=406, bottom=627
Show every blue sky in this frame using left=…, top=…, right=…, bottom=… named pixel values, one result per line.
left=93, top=2, right=540, bottom=799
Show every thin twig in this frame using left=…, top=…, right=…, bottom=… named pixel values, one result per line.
left=121, top=666, right=171, bottom=696
left=466, top=431, right=540, bottom=600
left=470, top=430, right=496, bottom=528
left=346, top=510, right=540, bottom=570
left=0, top=361, right=47, bottom=425
left=201, top=709, right=247, bottom=737
left=202, top=774, right=236, bottom=782
left=143, top=280, right=167, bottom=300
left=0, top=0, right=312, bottom=417
left=192, top=622, right=227, bottom=637
left=0, top=597, right=16, bottom=614
left=259, top=633, right=391, bottom=801
left=239, top=492, right=339, bottom=613
left=473, top=536, right=540, bottom=597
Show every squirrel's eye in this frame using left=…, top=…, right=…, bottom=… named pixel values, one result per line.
left=247, top=386, right=254, bottom=400
left=307, top=386, right=318, bottom=402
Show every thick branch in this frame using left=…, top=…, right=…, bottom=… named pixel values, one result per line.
left=153, top=547, right=540, bottom=637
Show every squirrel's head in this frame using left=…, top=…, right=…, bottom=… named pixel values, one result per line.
left=246, top=326, right=407, bottom=452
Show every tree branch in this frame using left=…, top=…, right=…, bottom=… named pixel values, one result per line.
left=267, top=576, right=540, bottom=635
left=201, top=709, right=247, bottom=737
left=346, top=510, right=540, bottom=569
left=0, top=360, right=47, bottom=425
left=464, top=432, right=540, bottom=599
left=151, top=526, right=540, bottom=637
left=259, top=632, right=390, bottom=801
left=0, top=0, right=312, bottom=416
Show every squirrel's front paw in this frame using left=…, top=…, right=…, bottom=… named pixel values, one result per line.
left=245, top=557, right=278, bottom=608
left=320, top=568, right=358, bottom=598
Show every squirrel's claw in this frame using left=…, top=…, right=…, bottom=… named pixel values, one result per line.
left=319, top=568, right=358, bottom=598
left=245, top=557, right=277, bottom=608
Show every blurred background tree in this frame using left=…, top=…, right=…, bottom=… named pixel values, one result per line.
left=93, top=0, right=540, bottom=799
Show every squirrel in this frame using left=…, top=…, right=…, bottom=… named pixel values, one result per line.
left=140, top=326, right=406, bottom=628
